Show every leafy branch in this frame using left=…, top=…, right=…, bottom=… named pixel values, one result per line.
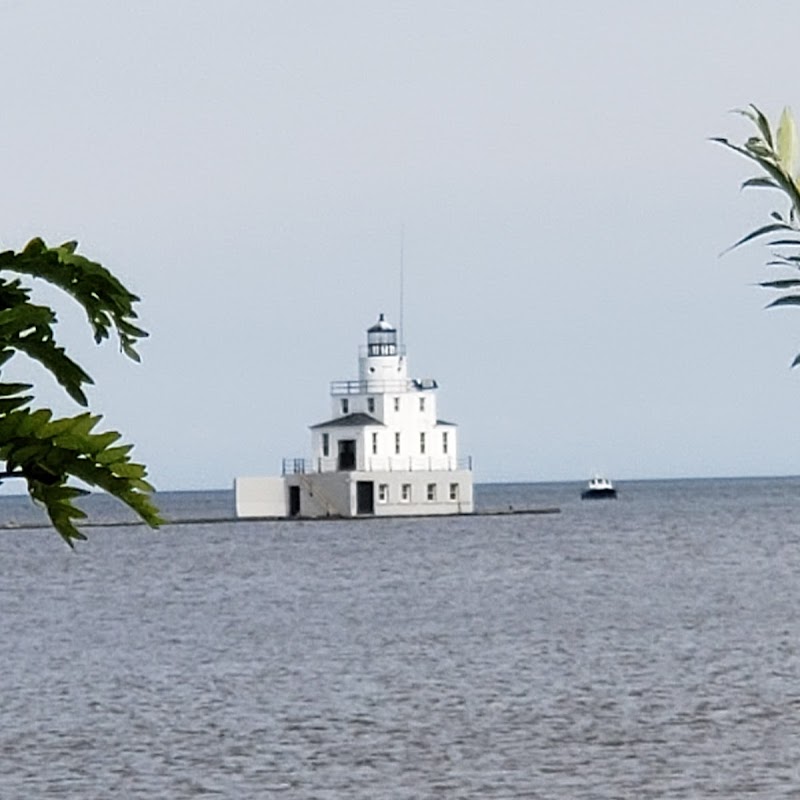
left=0, top=239, right=161, bottom=545
left=712, top=104, right=800, bottom=365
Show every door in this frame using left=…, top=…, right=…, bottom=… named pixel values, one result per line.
left=289, top=485, right=301, bottom=517
left=338, top=439, right=356, bottom=471
left=356, top=481, right=375, bottom=515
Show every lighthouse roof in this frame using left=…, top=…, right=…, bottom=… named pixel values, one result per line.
left=368, top=313, right=395, bottom=333
left=310, top=412, right=385, bottom=429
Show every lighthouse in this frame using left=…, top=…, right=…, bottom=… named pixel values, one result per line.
left=235, top=314, right=474, bottom=518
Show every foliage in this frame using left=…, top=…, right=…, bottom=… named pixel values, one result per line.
left=0, top=238, right=161, bottom=545
left=712, top=104, right=800, bottom=365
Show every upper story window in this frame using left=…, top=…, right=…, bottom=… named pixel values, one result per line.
left=395, top=432, right=401, bottom=455
left=367, top=397, right=375, bottom=414
left=341, top=398, right=349, bottom=414
left=322, top=433, right=330, bottom=457
left=419, top=397, right=425, bottom=412
left=420, top=432, right=426, bottom=455
left=393, top=397, right=400, bottom=412
left=442, top=431, right=448, bottom=455
left=372, top=432, right=378, bottom=455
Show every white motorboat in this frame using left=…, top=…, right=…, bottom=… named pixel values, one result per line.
left=581, top=475, right=617, bottom=499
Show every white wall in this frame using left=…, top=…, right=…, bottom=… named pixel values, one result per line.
left=234, top=476, right=287, bottom=518
left=311, top=423, right=460, bottom=472
left=358, top=352, right=409, bottom=385
left=285, top=471, right=353, bottom=517
left=358, top=469, right=474, bottom=516
left=281, top=469, right=473, bottom=518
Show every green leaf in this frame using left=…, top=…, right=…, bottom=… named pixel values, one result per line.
left=15, top=408, right=52, bottom=437
left=733, top=105, right=775, bottom=149
left=745, top=138, right=775, bottom=159
left=777, top=106, right=798, bottom=175
left=0, top=238, right=159, bottom=543
left=713, top=133, right=800, bottom=215
left=765, top=295, right=800, bottom=309
left=743, top=177, right=780, bottom=190
left=63, top=412, right=101, bottom=438
left=29, top=481, right=89, bottom=545
left=0, top=382, right=32, bottom=397
left=95, top=444, right=134, bottom=464
left=767, top=239, right=800, bottom=247
left=752, top=105, right=776, bottom=149
left=2, top=408, right=163, bottom=543
left=722, top=222, right=796, bottom=254
left=7, top=441, right=52, bottom=468
left=0, top=396, right=33, bottom=414
left=109, top=462, right=147, bottom=479
left=759, top=279, right=800, bottom=290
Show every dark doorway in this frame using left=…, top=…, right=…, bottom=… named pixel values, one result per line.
left=289, top=485, right=301, bottom=517
left=356, top=481, right=374, bottom=515
left=338, top=439, right=356, bottom=471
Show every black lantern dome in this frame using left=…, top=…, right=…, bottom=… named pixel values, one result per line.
left=366, top=313, right=397, bottom=356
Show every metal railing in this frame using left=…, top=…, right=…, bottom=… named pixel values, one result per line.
left=330, top=379, right=411, bottom=395
left=282, top=458, right=307, bottom=476
left=283, top=455, right=472, bottom=475
left=330, top=378, right=438, bottom=395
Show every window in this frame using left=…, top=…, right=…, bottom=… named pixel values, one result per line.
left=378, top=483, right=389, bottom=503
left=442, top=431, right=449, bottom=455
left=419, top=397, right=425, bottom=412
left=420, top=432, right=426, bottom=454
left=341, top=398, right=349, bottom=414
left=394, top=397, right=400, bottom=412
left=322, top=433, right=329, bottom=457
left=427, top=483, right=437, bottom=501
left=449, top=483, right=459, bottom=501
left=395, top=432, right=401, bottom=455
left=401, top=483, right=411, bottom=502
left=372, top=432, right=378, bottom=455
left=367, top=397, right=375, bottom=414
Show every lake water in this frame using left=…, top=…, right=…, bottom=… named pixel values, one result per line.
left=1, top=477, right=800, bottom=798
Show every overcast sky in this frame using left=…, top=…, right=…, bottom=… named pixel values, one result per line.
left=3, top=0, right=800, bottom=489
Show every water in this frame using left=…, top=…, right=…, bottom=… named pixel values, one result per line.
left=1, top=477, right=800, bottom=797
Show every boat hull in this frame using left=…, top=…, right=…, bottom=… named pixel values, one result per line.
left=581, top=488, right=617, bottom=499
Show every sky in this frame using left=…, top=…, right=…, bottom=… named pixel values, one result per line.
left=3, top=0, right=800, bottom=489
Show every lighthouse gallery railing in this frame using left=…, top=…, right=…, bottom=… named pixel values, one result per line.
left=283, top=455, right=472, bottom=475
left=330, top=377, right=438, bottom=395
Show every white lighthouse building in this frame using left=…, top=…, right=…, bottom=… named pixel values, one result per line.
left=235, top=314, right=474, bottom=518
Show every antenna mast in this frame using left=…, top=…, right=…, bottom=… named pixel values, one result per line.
left=399, top=226, right=405, bottom=350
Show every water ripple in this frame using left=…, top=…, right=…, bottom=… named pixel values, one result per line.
left=1, top=480, right=800, bottom=797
